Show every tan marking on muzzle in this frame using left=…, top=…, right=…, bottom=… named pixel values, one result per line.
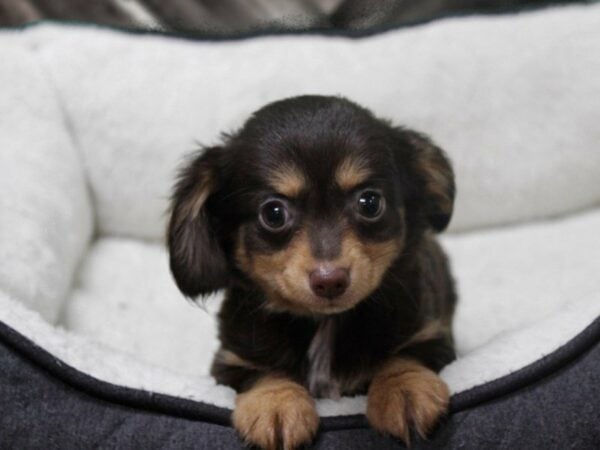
left=235, top=225, right=403, bottom=315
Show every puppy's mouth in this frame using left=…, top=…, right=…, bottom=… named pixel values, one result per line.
left=268, top=264, right=366, bottom=315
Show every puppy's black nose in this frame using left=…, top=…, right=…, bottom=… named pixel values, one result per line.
left=309, top=266, right=349, bottom=299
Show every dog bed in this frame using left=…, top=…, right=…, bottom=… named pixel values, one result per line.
left=1, top=4, right=599, bottom=448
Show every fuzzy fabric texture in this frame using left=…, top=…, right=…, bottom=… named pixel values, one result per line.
left=0, top=37, right=93, bottom=323
left=7, top=3, right=600, bottom=240
left=0, top=3, right=599, bottom=416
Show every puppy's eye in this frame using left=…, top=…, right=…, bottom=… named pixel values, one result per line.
left=259, top=199, right=290, bottom=231
left=356, top=190, right=385, bottom=221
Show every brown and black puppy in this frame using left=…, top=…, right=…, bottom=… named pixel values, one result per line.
left=168, top=95, right=457, bottom=449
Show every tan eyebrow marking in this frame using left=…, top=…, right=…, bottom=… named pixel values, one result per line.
left=269, top=165, right=306, bottom=197
left=335, top=155, right=371, bottom=190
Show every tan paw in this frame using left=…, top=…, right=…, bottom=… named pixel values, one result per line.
left=232, top=375, right=319, bottom=450
left=366, top=358, right=449, bottom=444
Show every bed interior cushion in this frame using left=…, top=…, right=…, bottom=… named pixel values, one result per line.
left=19, top=3, right=600, bottom=239
left=0, top=39, right=93, bottom=324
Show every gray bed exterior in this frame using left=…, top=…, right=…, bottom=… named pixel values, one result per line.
left=1, top=317, right=599, bottom=449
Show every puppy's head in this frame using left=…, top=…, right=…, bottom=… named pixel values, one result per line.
left=168, top=96, right=454, bottom=315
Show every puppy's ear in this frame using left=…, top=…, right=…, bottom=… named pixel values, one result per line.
left=397, top=129, right=455, bottom=232
left=167, top=148, right=229, bottom=298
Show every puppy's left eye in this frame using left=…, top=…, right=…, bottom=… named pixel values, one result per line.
left=356, top=190, right=386, bottom=221
left=259, top=199, right=290, bottom=231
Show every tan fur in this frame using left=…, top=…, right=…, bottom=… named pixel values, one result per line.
left=394, top=320, right=450, bottom=354
left=367, top=358, right=450, bottom=444
left=214, top=348, right=262, bottom=371
left=415, top=148, right=453, bottom=215
left=173, top=172, right=214, bottom=229
left=233, top=375, right=319, bottom=450
left=335, top=155, right=371, bottom=190
left=269, top=165, right=306, bottom=198
left=236, top=226, right=403, bottom=315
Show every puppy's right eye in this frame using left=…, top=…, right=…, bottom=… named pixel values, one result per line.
left=259, top=199, right=290, bottom=232
left=356, top=189, right=386, bottom=221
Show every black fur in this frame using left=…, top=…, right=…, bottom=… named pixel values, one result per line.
left=167, top=95, right=457, bottom=395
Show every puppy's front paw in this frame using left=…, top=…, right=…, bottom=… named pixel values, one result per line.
left=367, top=358, right=449, bottom=444
left=232, top=375, right=319, bottom=450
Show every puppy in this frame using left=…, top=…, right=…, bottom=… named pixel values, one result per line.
left=168, top=95, right=457, bottom=449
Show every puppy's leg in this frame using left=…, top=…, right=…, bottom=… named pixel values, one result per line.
left=233, top=374, right=319, bottom=450
left=366, top=357, right=449, bottom=445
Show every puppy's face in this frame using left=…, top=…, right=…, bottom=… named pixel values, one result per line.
left=168, top=96, right=454, bottom=315
left=234, top=148, right=406, bottom=315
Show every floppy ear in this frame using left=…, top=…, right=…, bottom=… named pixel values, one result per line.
left=398, top=129, right=456, bottom=232
left=167, top=148, right=229, bottom=298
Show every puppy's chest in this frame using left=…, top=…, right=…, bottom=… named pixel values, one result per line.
left=306, top=318, right=372, bottom=399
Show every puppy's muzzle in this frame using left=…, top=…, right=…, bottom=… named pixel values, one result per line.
left=309, top=264, right=349, bottom=299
